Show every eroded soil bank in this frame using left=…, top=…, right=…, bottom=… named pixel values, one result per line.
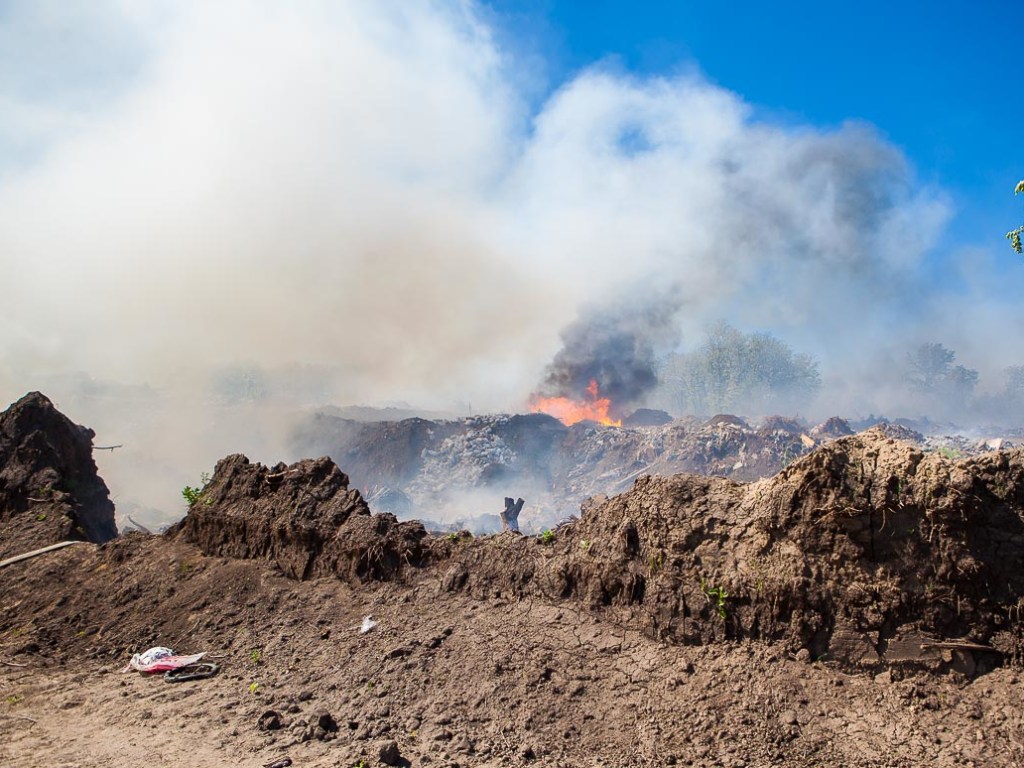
left=2, top=395, right=1024, bottom=766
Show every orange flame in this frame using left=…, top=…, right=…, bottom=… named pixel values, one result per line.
left=529, top=379, right=621, bottom=426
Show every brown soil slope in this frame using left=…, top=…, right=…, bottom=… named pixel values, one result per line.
left=2, top=410, right=1024, bottom=766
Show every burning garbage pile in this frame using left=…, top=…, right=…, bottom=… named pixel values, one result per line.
left=529, top=378, right=621, bottom=426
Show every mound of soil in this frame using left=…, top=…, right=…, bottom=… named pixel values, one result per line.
left=171, top=454, right=428, bottom=583
left=441, top=428, right=1024, bottom=674
left=4, top=397, right=1024, bottom=766
left=0, top=391, right=116, bottom=557
left=811, top=416, right=855, bottom=440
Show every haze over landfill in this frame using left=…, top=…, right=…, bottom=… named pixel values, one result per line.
left=1, top=1, right=1020, bottom=515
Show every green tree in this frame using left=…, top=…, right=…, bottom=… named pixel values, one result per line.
left=1008, top=180, right=1024, bottom=254
left=905, top=342, right=978, bottom=419
left=659, top=323, right=821, bottom=415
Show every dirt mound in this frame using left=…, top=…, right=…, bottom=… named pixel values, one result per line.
left=441, top=427, right=1024, bottom=673
left=0, top=391, right=116, bottom=557
left=623, top=408, right=673, bottom=427
left=811, top=416, right=855, bottom=439
left=4, top=415, right=1024, bottom=765
left=171, top=454, right=428, bottom=582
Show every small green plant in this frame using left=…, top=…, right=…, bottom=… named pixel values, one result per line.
left=648, top=551, right=664, bottom=574
left=579, top=539, right=591, bottom=551
left=936, top=446, right=961, bottom=461
left=539, top=529, right=555, bottom=545
left=249, top=649, right=262, bottom=664
left=249, top=682, right=260, bottom=695
left=182, top=472, right=213, bottom=506
left=353, top=761, right=367, bottom=768
left=35, top=513, right=46, bottom=522
left=701, top=577, right=729, bottom=619
left=6, top=694, right=21, bottom=705
left=446, top=532, right=460, bottom=541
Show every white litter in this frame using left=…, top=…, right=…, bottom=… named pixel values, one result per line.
left=359, top=615, right=377, bottom=634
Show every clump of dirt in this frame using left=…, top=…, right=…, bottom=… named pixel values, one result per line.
left=811, top=416, right=855, bottom=440
left=441, top=428, right=1024, bottom=674
left=170, top=454, right=428, bottom=583
left=0, top=391, right=116, bottom=557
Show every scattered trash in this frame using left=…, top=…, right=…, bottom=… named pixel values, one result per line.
left=124, top=646, right=206, bottom=673
left=163, top=662, right=220, bottom=683
left=360, top=615, right=377, bottom=634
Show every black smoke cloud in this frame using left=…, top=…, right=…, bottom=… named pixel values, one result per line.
left=536, top=294, right=681, bottom=411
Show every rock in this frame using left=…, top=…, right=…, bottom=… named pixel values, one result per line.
left=309, top=710, right=338, bottom=732
left=378, top=739, right=402, bottom=766
left=258, top=710, right=283, bottom=731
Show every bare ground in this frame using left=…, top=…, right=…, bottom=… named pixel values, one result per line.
left=2, top=536, right=1023, bottom=768
left=3, top=394, right=1024, bottom=767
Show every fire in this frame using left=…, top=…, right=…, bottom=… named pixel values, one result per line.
left=529, top=379, right=621, bottom=427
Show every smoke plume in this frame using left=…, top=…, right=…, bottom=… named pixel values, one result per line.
left=536, top=295, right=681, bottom=411
left=1, top=1, right=1022, bottom=519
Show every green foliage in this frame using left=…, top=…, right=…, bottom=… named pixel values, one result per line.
left=248, top=682, right=260, bottom=695
left=539, top=529, right=555, bottom=545
left=659, top=322, right=821, bottom=415
left=936, top=446, right=961, bottom=460
left=182, top=472, right=212, bottom=507
left=446, top=532, right=460, bottom=542
left=249, top=649, right=262, bottom=664
left=1008, top=180, right=1024, bottom=254
left=701, top=577, right=729, bottom=619
left=181, top=485, right=203, bottom=506
left=648, top=551, right=664, bottom=574
left=579, top=539, right=592, bottom=551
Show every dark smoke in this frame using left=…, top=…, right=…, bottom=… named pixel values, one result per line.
left=536, top=296, right=680, bottom=411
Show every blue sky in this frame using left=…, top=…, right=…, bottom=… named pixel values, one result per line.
left=488, top=0, right=1022, bottom=250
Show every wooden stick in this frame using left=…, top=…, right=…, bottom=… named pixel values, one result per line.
left=0, top=661, right=29, bottom=668
left=0, top=541, right=87, bottom=570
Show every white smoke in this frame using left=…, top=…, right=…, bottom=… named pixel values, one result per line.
left=1, top=1, right=1020, bottom=517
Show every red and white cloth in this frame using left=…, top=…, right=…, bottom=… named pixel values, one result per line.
left=124, top=646, right=206, bottom=673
